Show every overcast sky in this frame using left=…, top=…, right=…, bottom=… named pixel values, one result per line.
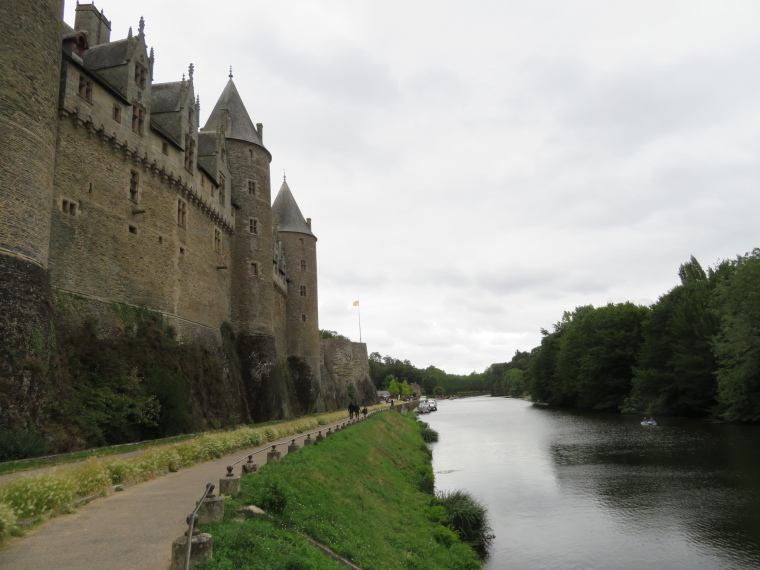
left=64, top=1, right=760, bottom=374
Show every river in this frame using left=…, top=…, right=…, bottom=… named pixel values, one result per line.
left=424, top=396, right=760, bottom=569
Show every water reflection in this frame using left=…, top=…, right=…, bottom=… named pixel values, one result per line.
left=426, top=396, right=760, bottom=569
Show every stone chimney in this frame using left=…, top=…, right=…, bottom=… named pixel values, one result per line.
left=75, top=3, right=111, bottom=46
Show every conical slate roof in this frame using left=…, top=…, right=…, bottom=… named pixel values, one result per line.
left=202, top=79, right=263, bottom=146
left=272, top=180, right=315, bottom=237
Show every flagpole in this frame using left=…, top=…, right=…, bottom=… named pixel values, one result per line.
left=357, top=298, right=362, bottom=343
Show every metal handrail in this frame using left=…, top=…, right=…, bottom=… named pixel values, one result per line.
left=184, top=482, right=215, bottom=570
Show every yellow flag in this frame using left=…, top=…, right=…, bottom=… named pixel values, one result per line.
left=353, top=301, right=359, bottom=306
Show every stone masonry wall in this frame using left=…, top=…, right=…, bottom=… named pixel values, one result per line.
left=49, top=59, right=233, bottom=335
left=0, top=0, right=62, bottom=429
left=228, top=139, right=274, bottom=336
left=320, top=339, right=375, bottom=409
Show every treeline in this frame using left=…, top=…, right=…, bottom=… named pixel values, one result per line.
left=368, top=353, right=487, bottom=395
left=481, top=250, right=760, bottom=422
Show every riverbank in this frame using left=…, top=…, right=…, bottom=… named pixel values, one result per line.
left=197, top=411, right=482, bottom=569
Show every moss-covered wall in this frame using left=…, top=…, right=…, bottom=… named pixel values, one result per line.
left=2, top=289, right=373, bottom=457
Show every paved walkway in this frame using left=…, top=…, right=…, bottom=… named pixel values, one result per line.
left=0, top=416, right=367, bottom=570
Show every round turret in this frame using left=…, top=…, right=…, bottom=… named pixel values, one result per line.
left=0, top=0, right=62, bottom=428
left=203, top=78, right=274, bottom=335
left=272, top=180, right=320, bottom=379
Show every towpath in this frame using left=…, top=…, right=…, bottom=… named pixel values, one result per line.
left=0, top=417, right=366, bottom=570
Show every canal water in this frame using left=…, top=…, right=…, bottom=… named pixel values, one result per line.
left=425, top=396, right=760, bottom=569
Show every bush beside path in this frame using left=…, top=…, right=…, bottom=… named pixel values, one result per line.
left=0, top=410, right=371, bottom=569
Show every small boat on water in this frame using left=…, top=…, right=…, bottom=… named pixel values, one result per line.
left=641, top=419, right=657, bottom=426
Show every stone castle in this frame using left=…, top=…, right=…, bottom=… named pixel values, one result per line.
left=0, top=1, right=374, bottom=432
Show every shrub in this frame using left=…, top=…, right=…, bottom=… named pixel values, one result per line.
left=258, top=480, right=288, bottom=515
left=415, top=464, right=435, bottom=494
left=0, top=429, right=49, bottom=461
left=433, top=524, right=459, bottom=546
left=419, top=426, right=439, bottom=443
left=437, top=489, right=492, bottom=548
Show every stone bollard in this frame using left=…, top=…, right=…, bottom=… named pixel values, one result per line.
left=196, top=493, right=224, bottom=524
left=303, top=434, right=314, bottom=446
left=267, top=445, right=281, bottom=464
left=219, top=465, right=241, bottom=496
left=316, top=430, right=324, bottom=442
left=241, top=455, right=258, bottom=475
left=288, top=439, right=300, bottom=454
left=170, top=532, right=213, bottom=569
left=327, top=427, right=333, bottom=436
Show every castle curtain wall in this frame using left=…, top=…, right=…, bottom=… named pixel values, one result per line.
left=49, top=60, right=232, bottom=336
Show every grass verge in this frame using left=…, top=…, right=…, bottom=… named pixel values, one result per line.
left=197, top=411, right=481, bottom=569
left=0, top=408, right=391, bottom=542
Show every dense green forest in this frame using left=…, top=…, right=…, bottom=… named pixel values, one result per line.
left=367, top=352, right=488, bottom=396
left=480, top=250, right=760, bottom=423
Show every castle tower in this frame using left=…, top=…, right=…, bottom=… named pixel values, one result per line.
left=272, top=179, right=320, bottom=380
left=0, top=0, right=63, bottom=427
left=203, top=76, right=274, bottom=336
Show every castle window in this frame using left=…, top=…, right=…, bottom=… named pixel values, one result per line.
left=180, top=246, right=185, bottom=255
left=214, top=227, right=222, bottom=254
left=219, top=173, right=226, bottom=205
left=129, top=171, right=139, bottom=203
left=184, top=135, right=195, bottom=172
left=300, top=260, right=306, bottom=271
left=134, top=63, right=147, bottom=89
left=249, top=149, right=254, bottom=161
left=301, top=314, right=307, bottom=323
left=210, top=183, right=216, bottom=197
left=248, top=219, right=258, bottom=234
left=132, top=105, right=145, bottom=135
left=250, top=262, right=258, bottom=276
left=112, top=104, right=122, bottom=123
left=299, top=285, right=307, bottom=297
left=162, top=141, right=169, bottom=155
left=62, top=199, right=77, bottom=216
left=177, top=198, right=187, bottom=228
left=78, top=75, right=93, bottom=102
left=188, top=107, right=194, bottom=126
left=247, top=180, right=256, bottom=196
left=298, top=238, right=305, bottom=245
left=129, top=225, right=138, bottom=235
left=221, top=148, right=226, bottom=163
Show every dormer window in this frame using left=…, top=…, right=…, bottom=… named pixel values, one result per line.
left=188, top=107, right=194, bottom=126
left=219, top=173, right=226, bottom=205
left=134, top=63, right=147, bottom=89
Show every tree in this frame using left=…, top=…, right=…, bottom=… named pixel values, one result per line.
left=555, top=303, right=649, bottom=411
left=433, top=385, right=445, bottom=396
left=400, top=380, right=411, bottom=396
left=320, top=329, right=349, bottom=340
left=712, top=250, right=760, bottom=422
left=386, top=375, right=400, bottom=397
left=631, top=256, right=724, bottom=416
